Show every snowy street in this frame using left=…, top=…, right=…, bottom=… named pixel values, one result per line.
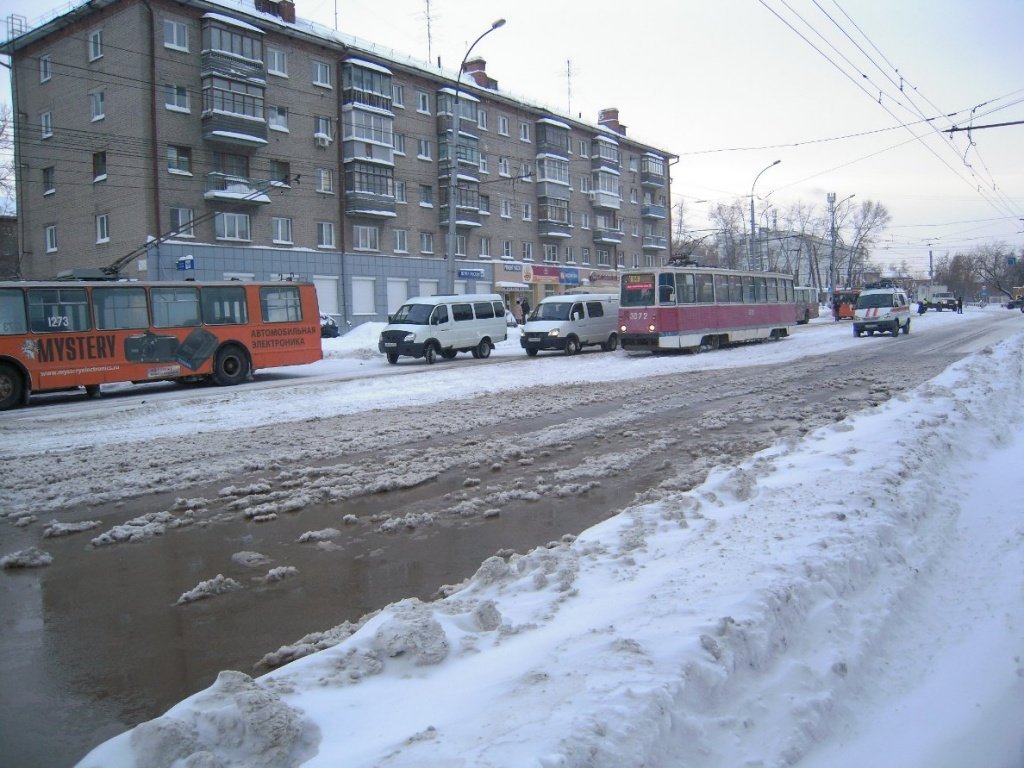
left=2, top=307, right=1023, bottom=767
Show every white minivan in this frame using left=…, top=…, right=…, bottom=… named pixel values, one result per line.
left=378, top=293, right=507, bottom=364
left=520, top=293, right=620, bottom=356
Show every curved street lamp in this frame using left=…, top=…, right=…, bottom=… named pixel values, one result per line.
left=445, top=19, right=506, bottom=294
left=748, top=160, right=780, bottom=270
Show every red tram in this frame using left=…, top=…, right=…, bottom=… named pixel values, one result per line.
left=617, top=266, right=796, bottom=352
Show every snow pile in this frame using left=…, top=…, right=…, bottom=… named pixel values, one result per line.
left=43, top=519, right=102, bottom=537
left=77, top=333, right=1024, bottom=768
left=91, top=510, right=193, bottom=547
left=176, top=575, right=243, bottom=605
left=0, top=546, right=53, bottom=569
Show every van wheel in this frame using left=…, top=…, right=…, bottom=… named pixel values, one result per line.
left=602, top=333, right=619, bottom=352
left=525, top=348, right=538, bottom=357
left=475, top=339, right=492, bottom=359
left=424, top=344, right=436, bottom=365
left=564, top=337, right=581, bottom=356
left=84, top=384, right=101, bottom=398
left=386, top=352, right=399, bottom=364
left=0, top=363, right=24, bottom=410
left=902, top=320, right=910, bottom=335
left=212, top=344, right=250, bottom=386
left=892, top=322, right=900, bottom=337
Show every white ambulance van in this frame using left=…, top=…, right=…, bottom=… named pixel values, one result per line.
left=378, top=294, right=507, bottom=364
left=853, top=285, right=911, bottom=337
left=520, top=293, right=619, bottom=356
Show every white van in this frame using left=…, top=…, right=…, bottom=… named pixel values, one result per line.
left=853, top=287, right=911, bottom=337
left=520, top=293, right=620, bottom=356
left=379, top=294, right=507, bottom=364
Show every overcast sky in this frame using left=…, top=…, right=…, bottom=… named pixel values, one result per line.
left=3, top=0, right=1023, bottom=275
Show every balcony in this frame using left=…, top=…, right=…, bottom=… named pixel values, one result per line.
left=345, top=191, right=397, bottom=218
left=204, top=173, right=271, bottom=205
left=201, top=50, right=265, bottom=84
left=440, top=204, right=482, bottom=229
left=589, top=190, right=621, bottom=210
left=641, top=203, right=667, bottom=219
left=642, top=235, right=669, bottom=250
left=640, top=168, right=665, bottom=188
left=201, top=112, right=268, bottom=149
left=593, top=228, right=623, bottom=245
left=538, top=221, right=572, bottom=239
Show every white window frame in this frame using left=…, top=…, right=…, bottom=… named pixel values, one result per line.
left=417, top=138, right=432, bottom=160
left=314, top=115, right=333, bottom=141
left=268, top=105, right=288, bottom=132
left=455, top=234, right=466, bottom=257
left=167, top=145, right=191, bottom=175
left=313, top=61, right=332, bottom=88
left=416, top=90, right=430, bottom=114
left=566, top=245, right=576, bottom=263
left=395, top=180, right=407, bottom=204
left=353, top=224, right=380, bottom=252
left=522, top=241, right=533, bottom=261
left=316, top=221, right=335, bottom=248
left=271, top=216, right=293, bottom=244
left=163, top=20, right=188, bottom=51
left=477, top=109, right=487, bottom=130
left=170, top=207, right=194, bottom=237
left=502, top=240, right=512, bottom=259
left=88, top=29, right=103, bottom=61
left=393, top=133, right=406, bottom=155
left=522, top=202, right=532, bottom=221
left=479, top=236, right=491, bottom=258
left=316, top=168, right=334, bottom=194
left=215, top=212, right=251, bottom=241
left=543, top=243, right=558, bottom=263
left=419, top=184, right=433, bottom=207
left=500, top=199, right=512, bottom=219
left=519, top=122, right=531, bottom=142
left=164, top=84, right=189, bottom=113
left=267, top=47, right=288, bottom=77
left=95, top=213, right=110, bottom=244
left=42, top=166, right=55, bottom=195
left=498, top=157, right=510, bottom=177
left=40, top=111, right=52, bottom=139
left=394, top=228, right=408, bottom=253
left=45, top=225, right=58, bottom=253
left=39, top=54, right=52, bottom=83
left=499, top=115, right=509, bottom=136
left=392, top=83, right=405, bottom=107
left=419, top=231, right=434, bottom=254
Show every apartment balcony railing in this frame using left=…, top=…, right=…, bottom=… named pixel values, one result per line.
left=641, top=203, right=667, bottom=219
left=642, top=235, right=669, bottom=250
left=593, top=228, right=624, bottom=244
left=203, top=173, right=271, bottom=205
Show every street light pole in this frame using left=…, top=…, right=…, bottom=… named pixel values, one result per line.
left=445, top=18, right=506, bottom=295
left=828, top=192, right=855, bottom=306
left=748, top=160, right=780, bottom=270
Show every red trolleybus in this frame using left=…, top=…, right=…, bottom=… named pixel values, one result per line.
left=618, top=266, right=796, bottom=352
left=0, top=280, right=322, bottom=410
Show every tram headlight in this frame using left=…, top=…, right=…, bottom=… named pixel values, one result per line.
left=648, top=323, right=656, bottom=333
left=619, top=324, right=626, bottom=333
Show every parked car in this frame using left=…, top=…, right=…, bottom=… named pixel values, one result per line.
left=320, top=313, right=340, bottom=338
left=1005, top=297, right=1024, bottom=310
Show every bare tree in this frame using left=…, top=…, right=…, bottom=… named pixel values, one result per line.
left=707, top=201, right=747, bottom=269
left=965, top=243, right=1022, bottom=301
left=0, top=103, right=14, bottom=215
left=842, top=200, right=890, bottom=285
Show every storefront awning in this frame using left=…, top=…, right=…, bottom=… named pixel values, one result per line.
left=496, top=281, right=530, bottom=291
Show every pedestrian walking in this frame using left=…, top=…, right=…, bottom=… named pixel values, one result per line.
left=520, top=296, right=531, bottom=322
left=956, top=296, right=963, bottom=314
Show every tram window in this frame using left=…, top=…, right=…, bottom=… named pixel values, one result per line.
left=728, top=275, right=743, bottom=303
left=92, top=287, right=149, bottom=330
left=767, top=278, right=779, bottom=303
left=28, top=288, right=91, bottom=333
left=695, top=273, right=715, bottom=303
left=755, top=278, right=768, bottom=302
left=679, top=273, right=696, bottom=303
left=658, top=273, right=676, bottom=304
left=714, top=274, right=729, bottom=303
left=0, top=289, right=28, bottom=335
left=742, top=276, right=756, bottom=303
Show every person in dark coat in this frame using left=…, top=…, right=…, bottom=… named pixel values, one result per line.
left=520, top=297, right=531, bottom=321
left=956, top=296, right=963, bottom=314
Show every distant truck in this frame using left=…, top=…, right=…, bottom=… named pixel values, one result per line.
left=918, top=284, right=958, bottom=311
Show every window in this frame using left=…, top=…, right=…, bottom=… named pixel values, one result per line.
left=167, top=145, right=191, bottom=174
left=202, top=77, right=263, bottom=119
left=519, top=122, right=531, bottom=142
left=268, top=105, right=288, bottom=131
left=204, top=22, right=262, bottom=61
left=537, top=157, right=569, bottom=185
left=417, top=138, right=432, bottom=160
left=455, top=234, right=466, bottom=257
left=502, top=240, right=512, bottom=259
left=88, top=29, right=103, bottom=61
left=45, top=225, right=57, bottom=253
left=522, top=203, right=533, bottom=221
left=522, top=242, right=533, bottom=261
left=394, top=229, right=408, bottom=253
left=395, top=180, right=407, bottom=203
left=164, top=84, right=189, bottom=112
left=39, top=54, right=52, bottom=82
left=566, top=246, right=576, bottom=263
left=419, top=232, right=434, bottom=254
left=479, top=237, right=491, bottom=258
left=498, top=157, right=510, bottom=177
left=500, top=199, right=512, bottom=218
left=543, top=244, right=558, bottom=262
left=270, top=159, right=290, bottom=185
left=215, top=212, right=251, bottom=241
left=92, top=152, right=107, bottom=182
left=479, top=155, right=489, bottom=174
left=267, top=47, right=287, bottom=76
left=42, top=167, right=55, bottom=195
left=271, top=216, right=293, bottom=244
left=201, top=285, right=248, bottom=325
left=314, top=115, right=332, bottom=140
left=353, top=225, right=379, bottom=251
left=316, top=221, right=335, bottom=248
left=416, top=90, right=430, bottom=114
left=163, top=20, right=188, bottom=51
left=393, top=133, right=406, bottom=155
left=316, top=168, right=334, bottom=194
left=499, top=115, right=509, bottom=135
left=92, top=287, right=148, bottom=330
left=151, top=286, right=200, bottom=327
left=419, top=184, right=433, bottom=206
left=582, top=247, right=591, bottom=264
left=28, top=288, right=90, bottom=333
left=260, top=285, right=302, bottom=323
left=477, top=109, right=487, bottom=130
left=40, top=111, right=53, bottom=139
left=579, top=139, right=590, bottom=156
left=346, top=109, right=393, bottom=146
left=95, top=213, right=110, bottom=243
left=313, top=60, right=332, bottom=87
left=170, top=207, right=194, bottom=237
left=479, top=195, right=490, bottom=214
left=392, top=83, right=404, bottom=107
left=213, top=152, right=248, bottom=177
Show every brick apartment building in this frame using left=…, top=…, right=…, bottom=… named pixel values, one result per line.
left=2, top=0, right=675, bottom=327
